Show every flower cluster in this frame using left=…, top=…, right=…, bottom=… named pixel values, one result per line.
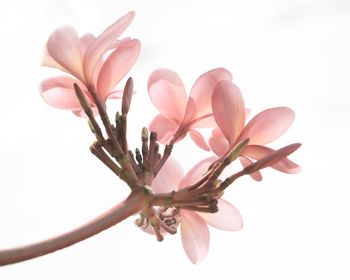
left=40, top=11, right=140, bottom=116
left=0, top=11, right=300, bottom=267
left=144, top=69, right=300, bottom=263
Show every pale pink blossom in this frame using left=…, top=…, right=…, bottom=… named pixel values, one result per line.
left=151, top=157, right=242, bottom=264
left=148, top=68, right=232, bottom=150
left=209, top=80, right=300, bottom=180
left=40, top=11, right=141, bottom=116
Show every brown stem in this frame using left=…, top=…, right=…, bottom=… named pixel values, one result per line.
left=217, top=170, right=246, bottom=192
left=181, top=205, right=218, bottom=213
left=147, top=132, right=157, bottom=170
left=173, top=199, right=214, bottom=208
left=152, top=126, right=182, bottom=176
left=0, top=191, right=146, bottom=266
left=119, top=78, right=133, bottom=153
left=154, top=144, right=173, bottom=175
left=120, top=114, right=128, bottom=154
left=135, top=148, right=143, bottom=165
left=86, top=87, right=142, bottom=189
left=87, top=86, right=123, bottom=157
left=73, top=84, right=109, bottom=150
left=128, top=150, right=142, bottom=175
left=90, top=142, right=121, bottom=176
left=141, top=127, right=149, bottom=164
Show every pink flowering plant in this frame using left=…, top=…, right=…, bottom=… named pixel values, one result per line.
left=0, top=11, right=301, bottom=266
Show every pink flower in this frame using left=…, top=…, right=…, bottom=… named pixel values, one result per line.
left=40, top=11, right=141, bottom=116
left=151, top=157, right=243, bottom=264
left=148, top=68, right=232, bottom=150
left=210, top=80, right=300, bottom=180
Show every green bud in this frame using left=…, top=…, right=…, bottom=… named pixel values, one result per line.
left=141, top=127, right=149, bottom=140
left=226, top=138, right=250, bottom=163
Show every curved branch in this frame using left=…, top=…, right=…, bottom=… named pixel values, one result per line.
left=0, top=191, right=146, bottom=266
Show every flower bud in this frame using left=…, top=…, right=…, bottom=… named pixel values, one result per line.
left=244, top=143, right=301, bottom=174
left=122, top=77, right=133, bottom=114
left=141, top=127, right=149, bottom=140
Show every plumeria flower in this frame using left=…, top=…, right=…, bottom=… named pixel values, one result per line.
left=148, top=68, right=232, bottom=150
left=209, top=80, right=300, bottom=180
left=40, top=11, right=141, bottom=116
left=150, top=157, right=243, bottom=264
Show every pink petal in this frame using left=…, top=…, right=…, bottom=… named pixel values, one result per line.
left=84, top=11, right=135, bottom=84
left=180, top=210, right=210, bottom=264
left=212, top=80, right=245, bottom=145
left=242, top=145, right=300, bottom=173
left=40, top=76, right=85, bottom=110
left=87, top=38, right=132, bottom=86
left=148, top=69, right=187, bottom=123
left=188, top=130, right=211, bottom=151
left=91, top=38, right=132, bottom=87
left=72, top=106, right=99, bottom=118
left=96, top=39, right=141, bottom=98
left=239, top=156, right=263, bottom=181
left=190, top=114, right=216, bottom=128
left=198, top=199, right=243, bottom=231
left=245, top=108, right=251, bottom=119
left=41, top=48, right=66, bottom=72
left=106, top=89, right=124, bottom=99
left=183, top=68, right=232, bottom=123
left=46, top=26, right=84, bottom=81
left=180, top=156, right=217, bottom=188
left=148, top=114, right=179, bottom=144
left=208, top=128, right=230, bottom=157
left=238, top=107, right=295, bottom=145
left=152, top=157, right=184, bottom=193
left=80, top=33, right=96, bottom=56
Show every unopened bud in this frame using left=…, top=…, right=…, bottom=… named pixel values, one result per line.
left=214, top=179, right=222, bottom=189
left=244, top=143, right=301, bottom=174
left=122, top=77, right=133, bottom=114
left=135, top=148, right=142, bottom=164
left=115, top=111, right=121, bottom=124
left=150, top=131, right=157, bottom=141
left=141, top=127, right=149, bottom=140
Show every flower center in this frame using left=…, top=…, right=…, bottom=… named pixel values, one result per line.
left=136, top=207, right=180, bottom=236
left=158, top=207, right=180, bottom=231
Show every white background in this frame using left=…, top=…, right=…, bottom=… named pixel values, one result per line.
left=0, top=0, right=349, bottom=279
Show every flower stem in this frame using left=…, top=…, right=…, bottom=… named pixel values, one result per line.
left=73, top=84, right=109, bottom=149
left=0, top=191, right=146, bottom=266
left=87, top=86, right=123, bottom=157
left=120, top=114, right=128, bottom=153
left=90, top=142, right=121, bottom=176
left=154, top=144, right=173, bottom=175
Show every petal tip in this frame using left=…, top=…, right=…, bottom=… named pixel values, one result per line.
left=126, top=10, right=136, bottom=19
left=288, top=165, right=301, bottom=174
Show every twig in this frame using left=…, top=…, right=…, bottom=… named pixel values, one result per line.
left=73, top=84, right=109, bottom=149
left=87, top=86, right=123, bottom=157
left=154, top=144, right=173, bottom=175
left=0, top=191, right=146, bottom=266
left=128, top=150, right=142, bottom=175
left=141, top=127, right=149, bottom=165
left=120, top=114, right=128, bottom=154
left=147, top=132, right=157, bottom=170
left=90, top=142, right=121, bottom=176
